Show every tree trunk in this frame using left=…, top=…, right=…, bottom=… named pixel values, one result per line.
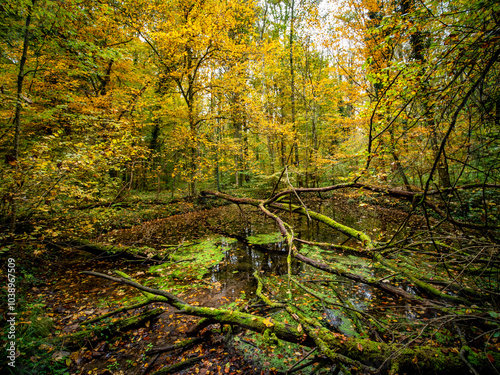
left=289, top=0, right=299, bottom=170
left=13, top=0, right=34, bottom=162
left=10, top=0, right=35, bottom=233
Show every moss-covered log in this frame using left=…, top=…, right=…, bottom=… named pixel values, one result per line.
left=151, top=355, right=207, bottom=375
left=63, top=238, right=168, bottom=263
left=147, top=337, right=203, bottom=355
left=82, top=297, right=162, bottom=325
left=82, top=271, right=500, bottom=374
left=253, top=272, right=496, bottom=375
left=82, top=271, right=316, bottom=348
left=55, top=307, right=164, bottom=349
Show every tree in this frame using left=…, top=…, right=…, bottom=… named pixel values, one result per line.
left=0, top=0, right=151, bottom=236
left=117, top=0, right=256, bottom=196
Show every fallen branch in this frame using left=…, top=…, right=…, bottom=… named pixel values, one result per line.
left=55, top=307, right=163, bottom=349
left=151, top=355, right=208, bottom=375
left=147, top=337, right=203, bottom=355
left=80, top=270, right=495, bottom=374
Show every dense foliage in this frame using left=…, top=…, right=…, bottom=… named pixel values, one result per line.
left=1, top=0, right=499, bottom=374
left=1, top=0, right=499, bottom=218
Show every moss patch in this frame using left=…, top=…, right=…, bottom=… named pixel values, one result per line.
left=147, top=237, right=234, bottom=291
left=246, top=232, right=283, bottom=245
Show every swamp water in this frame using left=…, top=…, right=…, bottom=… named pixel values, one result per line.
left=107, top=197, right=417, bottom=321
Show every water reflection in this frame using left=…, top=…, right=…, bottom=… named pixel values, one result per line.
left=203, top=200, right=408, bottom=309
left=209, top=241, right=302, bottom=293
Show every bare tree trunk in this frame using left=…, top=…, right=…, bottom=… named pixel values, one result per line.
left=289, top=0, right=301, bottom=186
left=10, top=0, right=35, bottom=233
left=389, top=128, right=413, bottom=191
left=13, top=0, right=34, bottom=161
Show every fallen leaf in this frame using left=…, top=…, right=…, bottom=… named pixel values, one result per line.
left=263, top=318, right=274, bottom=327
left=52, top=351, right=70, bottom=361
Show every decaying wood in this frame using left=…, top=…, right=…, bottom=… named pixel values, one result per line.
left=147, top=337, right=203, bottom=355
left=81, top=270, right=494, bottom=374
left=76, top=184, right=499, bottom=374
left=60, top=239, right=168, bottom=264
left=150, top=355, right=208, bottom=375
left=56, top=307, right=164, bottom=349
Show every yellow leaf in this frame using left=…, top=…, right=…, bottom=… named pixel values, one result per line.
left=263, top=318, right=274, bottom=327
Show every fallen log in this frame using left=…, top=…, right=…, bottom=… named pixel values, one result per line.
left=147, top=337, right=203, bottom=355
left=81, top=271, right=499, bottom=374
left=55, top=307, right=164, bottom=349
left=151, top=355, right=208, bottom=375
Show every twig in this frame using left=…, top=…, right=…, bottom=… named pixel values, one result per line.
left=141, top=353, right=159, bottom=375
left=286, top=347, right=317, bottom=374
left=284, top=166, right=311, bottom=222
left=455, top=323, right=480, bottom=375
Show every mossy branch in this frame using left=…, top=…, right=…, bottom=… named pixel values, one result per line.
left=82, top=270, right=315, bottom=347
left=82, top=298, right=160, bottom=325
left=55, top=308, right=163, bottom=349
left=80, top=271, right=496, bottom=374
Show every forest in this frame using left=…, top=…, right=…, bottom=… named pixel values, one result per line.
left=1, top=0, right=499, bottom=374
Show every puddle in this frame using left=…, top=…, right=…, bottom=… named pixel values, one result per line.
left=207, top=240, right=301, bottom=299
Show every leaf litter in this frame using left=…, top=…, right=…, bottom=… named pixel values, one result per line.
left=25, top=241, right=272, bottom=374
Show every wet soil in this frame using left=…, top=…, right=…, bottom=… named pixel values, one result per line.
left=27, top=246, right=266, bottom=375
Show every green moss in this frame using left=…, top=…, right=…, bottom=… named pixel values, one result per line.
left=147, top=237, right=231, bottom=291
left=461, top=346, right=482, bottom=367
left=232, top=325, right=308, bottom=373
left=246, top=232, right=283, bottom=245
left=324, top=308, right=358, bottom=337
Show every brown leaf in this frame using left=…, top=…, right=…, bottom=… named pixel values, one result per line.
left=62, top=324, right=79, bottom=333
left=52, top=351, right=70, bottom=361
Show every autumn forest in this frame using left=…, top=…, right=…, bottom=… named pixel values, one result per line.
left=1, top=0, right=500, bottom=374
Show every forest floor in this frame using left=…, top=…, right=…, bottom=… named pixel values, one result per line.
left=1, top=191, right=430, bottom=375
left=10, top=243, right=274, bottom=375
